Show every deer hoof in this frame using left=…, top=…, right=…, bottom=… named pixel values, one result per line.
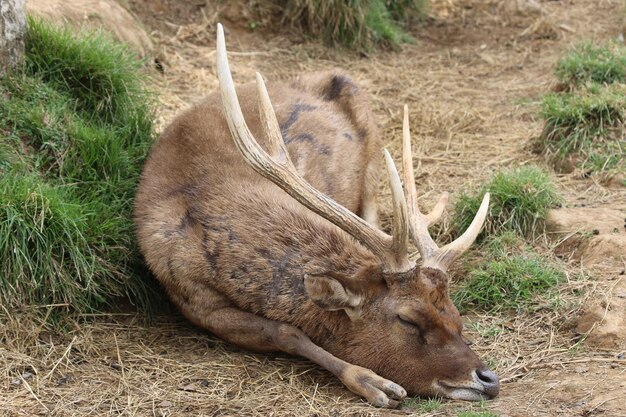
left=342, top=366, right=407, bottom=408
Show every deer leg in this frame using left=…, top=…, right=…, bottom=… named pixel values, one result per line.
left=202, top=307, right=407, bottom=408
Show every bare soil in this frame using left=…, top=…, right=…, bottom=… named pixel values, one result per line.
left=547, top=207, right=626, bottom=265
left=2, top=1, right=625, bottom=416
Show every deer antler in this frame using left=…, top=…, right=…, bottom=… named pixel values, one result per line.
left=401, top=105, right=489, bottom=272
left=216, top=23, right=412, bottom=273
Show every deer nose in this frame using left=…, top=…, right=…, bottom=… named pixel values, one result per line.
left=474, top=368, right=500, bottom=398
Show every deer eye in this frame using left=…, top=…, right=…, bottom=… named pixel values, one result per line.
left=397, top=315, right=423, bottom=333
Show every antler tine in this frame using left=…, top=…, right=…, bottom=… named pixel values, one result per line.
left=402, top=105, right=448, bottom=260
left=383, top=149, right=410, bottom=266
left=402, top=105, right=487, bottom=271
left=426, top=193, right=490, bottom=270
left=424, top=192, right=449, bottom=225
left=256, top=72, right=293, bottom=166
left=402, top=105, right=418, bottom=218
left=216, top=23, right=413, bottom=273
left=402, top=106, right=450, bottom=226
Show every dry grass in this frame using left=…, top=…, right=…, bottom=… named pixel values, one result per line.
left=3, top=0, right=626, bottom=416
left=0, top=274, right=617, bottom=417
left=0, top=312, right=383, bottom=416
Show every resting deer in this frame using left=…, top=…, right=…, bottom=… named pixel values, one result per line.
left=134, top=24, right=499, bottom=407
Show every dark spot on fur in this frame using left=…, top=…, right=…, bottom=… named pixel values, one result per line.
left=178, top=209, right=194, bottom=232
left=290, top=133, right=314, bottom=142
left=230, top=263, right=249, bottom=281
left=357, top=128, right=367, bottom=141
left=255, top=246, right=306, bottom=300
left=280, top=103, right=317, bottom=137
left=286, top=133, right=331, bottom=155
left=255, top=247, right=271, bottom=259
left=324, top=75, right=356, bottom=101
left=202, top=225, right=220, bottom=270
left=279, top=103, right=331, bottom=156
left=161, top=227, right=173, bottom=239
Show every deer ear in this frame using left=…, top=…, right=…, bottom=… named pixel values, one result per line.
left=304, top=275, right=362, bottom=320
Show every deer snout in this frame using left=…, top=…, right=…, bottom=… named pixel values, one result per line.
left=474, top=368, right=500, bottom=398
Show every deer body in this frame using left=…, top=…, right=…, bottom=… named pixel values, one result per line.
left=135, top=25, right=500, bottom=407
left=136, top=77, right=381, bottom=337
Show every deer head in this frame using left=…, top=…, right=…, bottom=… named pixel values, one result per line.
left=216, top=23, right=499, bottom=402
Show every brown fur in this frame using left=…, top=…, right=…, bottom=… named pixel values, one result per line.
left=135, top=71, right=496, bottom=407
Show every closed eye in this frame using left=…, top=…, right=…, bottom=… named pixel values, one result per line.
left=397, top=315, right=423, bottom=333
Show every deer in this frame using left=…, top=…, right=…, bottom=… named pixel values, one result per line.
left=134, top=23, right=500, bottom=408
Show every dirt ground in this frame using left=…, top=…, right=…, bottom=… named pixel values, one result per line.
left=2, top=0, right=625, bottom=416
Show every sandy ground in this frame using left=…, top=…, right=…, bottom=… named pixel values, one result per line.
left=2, top=0, right=625, bottom=416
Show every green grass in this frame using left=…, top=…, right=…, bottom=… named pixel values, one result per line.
left=401, top=397, right=442, bottom=412
left=539, top=42, right=626, bottom=178
left=555, top=41, right=626, bottom=87
left=0, top=18, right=160, bottom=315
left=452, top=233, right=566, bottom=313
left=261, top=0, right=427, bottom=50
left=386, top=0, right=429, bottom=23
left=540, top=83, right=625, bottom=176
left=540, top=83, right=625, bottom=153
left=25, top=19, right=152, bottom=143
left=452, top=166, right=560, bottom=238
left=0, top=173, right=99, bottom=310
left=0, top=139, right=22, bottom=170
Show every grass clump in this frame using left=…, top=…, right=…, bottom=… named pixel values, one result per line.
left=0, top=173, right=100, bottom=310
left=452, top=233, right=566, bottom=313
left=25, top=19, right=152, bottom=143
left=555, top=41, right=626, bottom=87
left=452, top=166, right=560, bottom=238
left=539, top=42, right=626, bottom=179
left=540, top=83, right=625, bottom=175
left=0, top=18, right=158, bottom=315
left=540, top=83, right=625, bottom=152
left=261, top=0, right=428, bottom=50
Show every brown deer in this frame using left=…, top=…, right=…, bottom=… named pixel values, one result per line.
left=134, top=23, right=499, bottom=408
